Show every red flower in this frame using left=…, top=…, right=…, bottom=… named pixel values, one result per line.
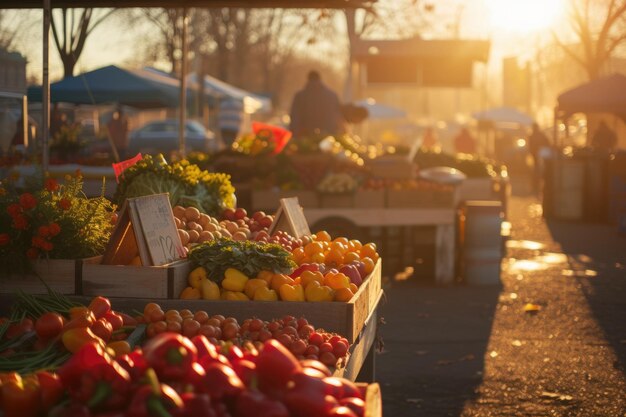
left=42, top=241, right=53, bottom=252
left=38, top=225, right=50, bottom=237
left=19, top=193, right=37, bottom=210
left=0, top=233, right=9, bottom=246
left=48, top=223, right=61, bottom=236
left=7, top=203, right=22, bottom=217
left=45, top=178, right=60, bottom=192
left=57, top=198, right=71, bottom=210
left=32, top=236, right=46, bottom=249
left=12, top=215, right=28, bottom=230
left=26, top=247, right=39, bottom=260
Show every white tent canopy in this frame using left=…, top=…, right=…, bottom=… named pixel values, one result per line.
left=186, top=73, right=272, bottom=114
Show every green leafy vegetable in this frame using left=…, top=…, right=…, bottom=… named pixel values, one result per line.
left=189, top=238, right=296, bottom=283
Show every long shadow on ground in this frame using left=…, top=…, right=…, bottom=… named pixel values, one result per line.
left=546, top=219, right=626, bottom=378
left=376, top=280, right=501, bottom=417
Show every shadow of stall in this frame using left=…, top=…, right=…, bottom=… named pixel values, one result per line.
left=546, top=218, right=626, bottom=379
left=376, top=279, right=502, bottom=417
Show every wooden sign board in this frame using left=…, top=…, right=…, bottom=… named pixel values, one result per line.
left=101, top=194, right=185, bottom=266
left=268, top=197, right=311, bottom=238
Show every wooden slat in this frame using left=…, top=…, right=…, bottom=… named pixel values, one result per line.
left=304, top=208, right=455, bottom=227
left=81, top=260, right=192, bottom=299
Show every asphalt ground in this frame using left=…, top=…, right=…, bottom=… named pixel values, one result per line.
left=376, top=178, right=626, bottom=417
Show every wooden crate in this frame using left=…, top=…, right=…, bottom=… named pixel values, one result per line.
left=0, top=257, right=99, bottom=295
left=104, top=259, right=382, bottom=344
left=386, top=189, right=434, bottom=208
left=319, top=193, right=355, bottom=209
left=356, top=383, right=382, bottom=417
left=354, top=190, right=385, bottom=209
left=81, top=257, right=192, bottom=299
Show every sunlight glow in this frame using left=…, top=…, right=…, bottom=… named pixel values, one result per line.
left=485, top=0, right=564, bottom=33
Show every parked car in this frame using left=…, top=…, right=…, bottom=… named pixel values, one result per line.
left=128, top=119, right=216, bottom=155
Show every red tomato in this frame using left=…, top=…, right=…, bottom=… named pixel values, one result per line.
left=35, top=313, right=64, bottom=340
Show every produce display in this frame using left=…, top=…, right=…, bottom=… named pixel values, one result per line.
left=113, top=154, right=236, bottom=217
left=413, top=148, right=503, bottom=178
left=317, top=173, right=359, bottom=194
left=180, top=229, right=379, bottom=303
left=0, top=172, right=115, bottom=274
left=138, top=304, right=350, bottom=367
left=0, top=293, right=138, bottom=374
left=362, top=178, right=454, bottom=193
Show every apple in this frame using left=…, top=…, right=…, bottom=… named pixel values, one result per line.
left=252, top=211, right=266, bottom=221
left=223, top=208, right=236, bottom=221
left=234, top=207, right=247, bottom=220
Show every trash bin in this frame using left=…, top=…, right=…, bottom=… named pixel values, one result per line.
left=543, top=154, right=585, bottom=221
left=459, top=200, right=503, bottom=285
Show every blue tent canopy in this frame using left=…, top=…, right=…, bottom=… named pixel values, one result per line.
left=27, top=65, right=208, bottom=108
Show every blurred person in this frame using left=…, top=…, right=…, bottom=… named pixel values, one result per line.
left=453, top=127, right=476, bottom=155
left=528, top=123, right=551, bottom=193
left=289, top=70, right=342, bottom=139
left=592, top=120, right=617, bottom=151
left=107, top=106, right=129, bottom=159
left=218, top=98, right=243, bottom=148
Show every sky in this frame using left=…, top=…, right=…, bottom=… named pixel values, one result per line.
left=5, top=0, right=571, bottom=84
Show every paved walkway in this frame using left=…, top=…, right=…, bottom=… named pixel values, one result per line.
left=377, top=179, right=626, bottom=416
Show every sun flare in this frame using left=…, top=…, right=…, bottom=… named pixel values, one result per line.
left=485, top=0, right=564, bottom=33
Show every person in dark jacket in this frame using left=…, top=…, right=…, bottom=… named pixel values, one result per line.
left=289, top=71, right=342, bottom=138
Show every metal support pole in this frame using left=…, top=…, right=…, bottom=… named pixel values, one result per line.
left=42, top=0, right=51, bottom=171
left=178, top=8, right=188, bottom=157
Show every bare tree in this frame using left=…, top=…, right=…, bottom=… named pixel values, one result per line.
left=0, top=10, right=35, bottom=51
left=554, top=0, right=626, bottom=79
left=51, top=8, right=116, bottom=78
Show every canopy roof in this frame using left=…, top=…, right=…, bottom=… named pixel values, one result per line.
left=3, top=0, right=373, bottom=8
left=27, top=65, right=203, bottom=108
left=186, top=72, right=272, bottom=113
left=557, top=73, right=626, bottom=119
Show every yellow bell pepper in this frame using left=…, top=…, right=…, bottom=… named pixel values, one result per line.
left=334, top=287, right=354, bottom=302
left=279, top=283, right=305, bottom=302
left=200, top=279, right=220, bottom=300
left=324, top=272, right=351, bottom=290
left=300, top=270, right=324, bottom=288
left=256, top=270, right=275, bottom=284
left=107, top=340, right=131, bottom=357
left=188, top=266, right=207, bottom=289
left=222, top=268, right=249, bottom=292
left=245, top=278, right=269, bottom=299
left=271, top=274, right=295, bottom=292
left=304, top=281, right=335, bottom=302
left=221, top=291, right=250, bottom=301
left=253, top=287, right=279, bottom=301
left=180, top=286, right=202, bottom=299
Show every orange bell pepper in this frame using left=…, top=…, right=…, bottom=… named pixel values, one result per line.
left=300, top=270, right=324, bottom=288
left=271, top=274, right=295, bottom=292
left=62, top=326, right=104, bottom=353
left=256, top=270, right=275, bottom=284
left=324, top=272, right=351, bottom=290
left=279, top=284, right=305, bottom=302
left=244, top=279, right=269, bottom=299
left=304, top=281, right=335, bottom=302
left=253, top=287, right=279, bottom=301
left=180, top=286, right=202, bottom=300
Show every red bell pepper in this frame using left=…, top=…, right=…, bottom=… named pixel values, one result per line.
left=338, top=398, right=365, bottom=417
left=117, top=349, right=149, bottom=381
left=234, top=390, right=289, bottom=417
left=179, top=392, right=217, bottom=417
left=91, top=318, right=113, bottom=343
left=48, top=402, right=91, bottom=417
left=193, top=335, right=231, bottom=369
left=0, top=373, right=41, bottom=417
left=255, top=339, right=301, bottom=393
left=88, top=296, right=112, bottom=319
left=199, top=363, right=244, bottom=401
left=36, top=370, right=64, bottom=410
left=186, top=362, right=207, bottom=392
left=282, top=369, right=339, bottom=417
left=231, top=359, right=257, bottom=387
left=127, top=382, right=183, bottom=417
left=57, top=342, right=131, bottom=410
left=327, top=406, right=359, bottom=417
left=322, top=377, right=363, bottom=400
left=143, top=333, right=197, bottom=382
left=289, top=263, right=319, bottom=278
